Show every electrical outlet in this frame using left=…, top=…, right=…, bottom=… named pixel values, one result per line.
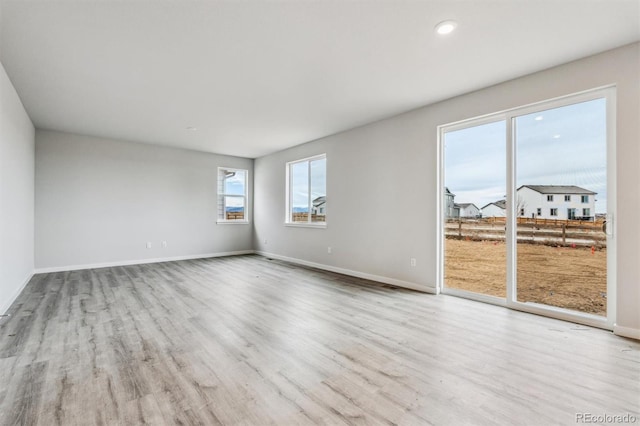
left=146, top=242, right=152, bottom=249
left=327, top=247, right=332, bottom=254
left=162, top=241, right=167, bottom=248
left=410, top=258, right=416, bottom=267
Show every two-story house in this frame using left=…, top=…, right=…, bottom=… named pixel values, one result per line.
left=516, top=185, right=596, bottom=221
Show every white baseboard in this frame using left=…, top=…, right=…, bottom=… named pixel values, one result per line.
left=613, top=324, right=640, bottom=340
left=32, top=249, right=435, bottom=295
left=1, top=271, right=34, bottom=315
left=33, top=250, right=256, bottom=274
left=255, top=251, right=436, bottom=294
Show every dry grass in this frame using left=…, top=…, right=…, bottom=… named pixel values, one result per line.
left=444, top=239, right=607, bottom=315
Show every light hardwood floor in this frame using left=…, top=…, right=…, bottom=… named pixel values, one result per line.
left=0, top=254, right=638, bottom=425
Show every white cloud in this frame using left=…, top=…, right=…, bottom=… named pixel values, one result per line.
left=445, top=98, right=608, bottom=213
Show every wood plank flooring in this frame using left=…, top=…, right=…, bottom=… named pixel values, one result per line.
left=0, top=254, right=638, bottom=425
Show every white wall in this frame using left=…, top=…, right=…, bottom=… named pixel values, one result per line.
left=0, top=61, right=35, bottom=314
left=481, top=204, right=505, bottom=218
left=254, top=43, right=640, bottom=334
left=254, top=111, right=432, bottom=291
left=517, top=187, right=544, bottom=218
left=35, top=130, right=253, bottom=270
left=459, top=204, right=480, bottom=218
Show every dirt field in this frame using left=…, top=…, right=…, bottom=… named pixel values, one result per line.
left=444, top=239, right=607, bottom=316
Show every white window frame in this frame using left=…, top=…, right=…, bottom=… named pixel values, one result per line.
left=581, top=195, right=589, bottom=203
left=564, top=195, right=571, bottom=202
left=217, top=167, right=249, bottom=224
left=437, top=85, right=616, bottom=331
left=285, top=154, right=327, bottom=228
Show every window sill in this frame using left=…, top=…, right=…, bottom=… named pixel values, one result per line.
left=285, top=222, right=327, bottom=229
left=217, top=220, right=250, bottom=225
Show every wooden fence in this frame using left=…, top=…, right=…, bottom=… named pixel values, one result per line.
left=291, top=212, right=326, bottom=223
left=477, top=216, right=605, bottom=228
left=445, top=217, right=607, bottom=248
left=226, top=212, right=245, bottom=220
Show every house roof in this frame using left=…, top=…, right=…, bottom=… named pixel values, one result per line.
left=455, top=203, right=479, bottom=209
left=445, top=187, right=454, bottom=196
left=481, top=200, right=506, bottom=210
left=313, top=196, right=326, bottom=207
left=517, top=185, right=596, bottom=195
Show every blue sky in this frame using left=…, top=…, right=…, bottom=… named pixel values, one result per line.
left=444, top=98, right=607, bottom=213
left=223, top=170, right=246, bottom=209
left=291, top=158, right=326, bottom=209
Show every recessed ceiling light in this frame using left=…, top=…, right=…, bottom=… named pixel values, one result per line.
left=553, top=134, right=561, bottom=139
left=535, top=116, right=544, bottom=121
left=435, top=20, right=457, bottom=35
left=186, top=127, right=198, bottom=131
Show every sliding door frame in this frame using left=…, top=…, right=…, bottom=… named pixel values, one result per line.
left=436, top=114, right=508, bottom=307
left=437, top=85, right=616, bottom=330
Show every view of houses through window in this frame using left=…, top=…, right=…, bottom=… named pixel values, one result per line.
left=443, top=94, right=609, bottom=318
left=444, top=120, right=507, bottom=299
left=515, top=98, right=607, bottom=315
left=287, top=154, right=326, bottom=224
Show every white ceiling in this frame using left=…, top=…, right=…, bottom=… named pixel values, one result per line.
left=1, top=1, right=639, bottom=158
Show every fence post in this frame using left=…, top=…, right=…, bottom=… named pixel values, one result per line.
left=458, top=219, right=462, bottom=237
left=562, top=224, right=566, bottom=245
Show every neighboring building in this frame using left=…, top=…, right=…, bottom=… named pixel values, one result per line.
left=445, top=187, right=457, bottom=218
left=455, top=203, right=480, bottom=218
left=516, top=185, right=596, bottom=220
left=312, top=196, right=326, bottom=216
left=481, top=200, right=506, bottom=218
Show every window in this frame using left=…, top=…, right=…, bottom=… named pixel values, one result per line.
left=286, top=154, right=326, bottom=225
left=217, top=168, right=248, bottom=223
left=581, top=195, right=589, bottom=203
left=537, top=208, right=541, bottom=216
left=439, top=86, right=614, bottom=330
left=564, top=195, right=571, bottom=202
left=583, top=208, right=591, bottom=216
left=520, top=208, right=525, bottom=216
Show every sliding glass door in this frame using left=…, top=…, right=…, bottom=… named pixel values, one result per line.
left=514, top=98, right=609, bottom=317
left=440, top=88, right=615, bottom=328
left=443, top=120, right=506, bottom=302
